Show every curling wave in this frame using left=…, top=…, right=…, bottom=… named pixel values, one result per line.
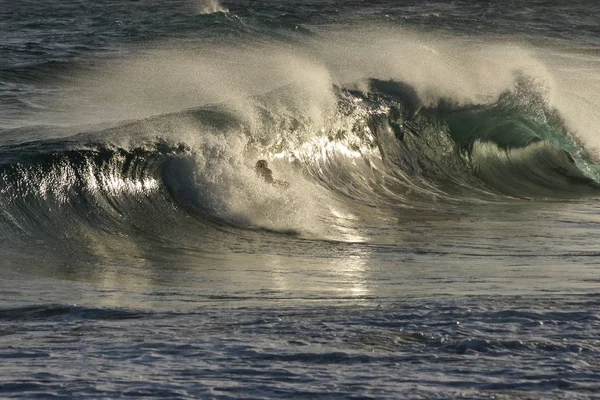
left=0, top=76, right=599, bottom=245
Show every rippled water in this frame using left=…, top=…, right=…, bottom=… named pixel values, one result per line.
left=1, top=296, right=599, bottom=398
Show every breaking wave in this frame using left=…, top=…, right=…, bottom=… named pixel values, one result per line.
left=0, top=74, right=599, bottom=247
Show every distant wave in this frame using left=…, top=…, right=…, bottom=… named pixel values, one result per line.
left=195, top=0, right=228, bottom=14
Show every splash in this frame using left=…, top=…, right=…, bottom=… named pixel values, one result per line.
left=12, top=25, right=600, bottom=158
left=195, top=0, right=228, bottom=14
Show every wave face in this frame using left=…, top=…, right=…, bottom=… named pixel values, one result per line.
left=0, top=74, right=598, bottom=246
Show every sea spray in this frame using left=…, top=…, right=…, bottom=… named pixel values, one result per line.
left=195, top=0, right=227, bottom=14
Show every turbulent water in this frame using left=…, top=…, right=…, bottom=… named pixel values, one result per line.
left=2, top=1, right=600, bottom=398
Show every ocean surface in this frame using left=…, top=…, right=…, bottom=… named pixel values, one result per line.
left=1, top=1, right=600, bottom=398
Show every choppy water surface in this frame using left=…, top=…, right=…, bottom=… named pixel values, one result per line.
left=1, top=1, right=600, bottom=398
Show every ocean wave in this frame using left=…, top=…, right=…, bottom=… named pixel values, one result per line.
left=0, top=75, right=598, bottom=243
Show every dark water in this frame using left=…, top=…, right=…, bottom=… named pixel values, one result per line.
left=1, top=1, right=600, bottom=398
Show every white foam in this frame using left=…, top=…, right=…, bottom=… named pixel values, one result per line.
left=49, top=26, right=595, bottom=141
left=194, top=0, right=228, bottom=14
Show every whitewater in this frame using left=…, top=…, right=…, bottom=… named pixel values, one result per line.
left=1, top=1, right=599, bottom=398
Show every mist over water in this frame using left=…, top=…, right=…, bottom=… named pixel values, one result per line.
left=1, top=1, right=600, bottom=398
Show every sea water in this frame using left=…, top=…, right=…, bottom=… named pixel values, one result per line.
left=1, top=1, right=599, bottom=398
